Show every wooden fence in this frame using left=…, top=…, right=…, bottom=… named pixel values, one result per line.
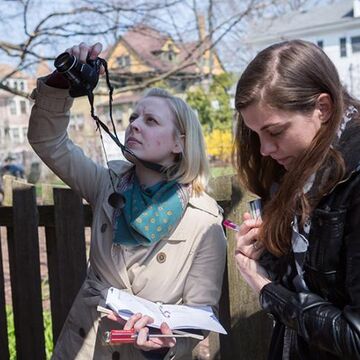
left=0, top=176, right=272, bottom=360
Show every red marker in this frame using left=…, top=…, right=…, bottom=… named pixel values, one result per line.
left=223, top=219, right=240, bottom=232
left=104, top=329, right=192, bottom=344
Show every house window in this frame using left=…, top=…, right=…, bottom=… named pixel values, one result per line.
left=9, top=100, right=16, bottom=115
left=19, top=80, right=25, bottom=91
left=22, top=127, right=28, bottom=139
left=119, top=78, right=127, bottom=87
left=116, top=55, right=131, bottom=68
left=20, top=100, right=27, bottom=114
left=113, top=105, right=123, bottom=126
left=316, top=40, right=324, bottom=49
left=317, top=40, right=323, bottom=49
left=166, top=43, right=176, bottom=61
left=70, top=114, right=84, bottom=131
left=11, top=128, right=20, bottom=143
left=340, top=38, right=347, bottom=57
left=168, top=51, right=174, bottom=61
left=351, top=36, right=360, bottom=53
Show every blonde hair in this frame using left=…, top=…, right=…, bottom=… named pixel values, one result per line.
left=144, top=88, right=209, bottom=195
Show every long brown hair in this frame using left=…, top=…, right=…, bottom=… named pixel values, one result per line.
left=234, top=40, right=353, bottom=256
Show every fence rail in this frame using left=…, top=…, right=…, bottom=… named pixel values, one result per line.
left=0, top=176, right=272, bottom=360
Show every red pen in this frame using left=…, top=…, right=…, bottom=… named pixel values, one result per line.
left=223, top=219, right=240, bottom=232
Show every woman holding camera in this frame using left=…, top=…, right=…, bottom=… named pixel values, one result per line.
left=28, top=42, right=226, bottom=360
left=233, top=39, right=360, bottom=359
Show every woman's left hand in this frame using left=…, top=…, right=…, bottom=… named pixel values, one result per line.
left=123, top=313, right=176, bottom=351
left=235, top=251, right=271, bottom=294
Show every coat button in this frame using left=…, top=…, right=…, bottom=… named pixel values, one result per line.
left=101, top=223, right=107, bottom=233
left=112, top=351, right=120, bottom=360
left=156, top=252, right=166, bottom=263
left=79, top=327, right=85, bottom=338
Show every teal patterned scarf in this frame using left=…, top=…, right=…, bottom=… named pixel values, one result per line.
left=113, top=170, right=190, bottom=247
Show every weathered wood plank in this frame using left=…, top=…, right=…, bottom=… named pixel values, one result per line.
left=0, top=228, right=10, bottom=360
left=8, top=187, right=45, bottom=360
left=44, top=225, right=61, bottom=343
left=220, top=177, right=272, bottom=360
left=2, top=175, right=30, bottom=206
left=0, top=204, right=93, bottom=227
left=47, top=188, right=87, bottom=343
left=208, top=175, right=232, bottom=202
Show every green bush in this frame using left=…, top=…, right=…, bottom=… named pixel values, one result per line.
left=6, top=305, right=15, bottom=359
left=44, top=310, right=53, bottom=359
left=6, top=305, right=53, bottom=359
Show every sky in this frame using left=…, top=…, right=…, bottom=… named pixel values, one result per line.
left=0, top=0, right=338, bottom=73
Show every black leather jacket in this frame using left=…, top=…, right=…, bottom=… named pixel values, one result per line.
left=259, top=114, right=360, bottom=359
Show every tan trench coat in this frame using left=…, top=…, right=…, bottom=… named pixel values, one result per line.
left=28, top=78, right=227, bottom=360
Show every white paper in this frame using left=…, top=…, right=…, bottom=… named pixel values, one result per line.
left=105, top=287, right=227, bottom=334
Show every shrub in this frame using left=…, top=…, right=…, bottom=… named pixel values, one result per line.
left=205, top=128, right=233, bottom=163
left=6, top=305, right=53, bottom=359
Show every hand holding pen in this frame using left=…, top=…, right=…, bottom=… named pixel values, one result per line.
left=120, top=313, right=176, bottom=351
left=223, top=199, right=264, bottom=258
left=231, top=199, right=271, bottom=294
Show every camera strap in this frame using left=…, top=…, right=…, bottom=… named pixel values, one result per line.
left=86, top=58, right=166, bottom=174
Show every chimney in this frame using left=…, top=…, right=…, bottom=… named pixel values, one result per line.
left=197, top=15, right=206, bottom=41
left=354, top=0, right=360, bottom=18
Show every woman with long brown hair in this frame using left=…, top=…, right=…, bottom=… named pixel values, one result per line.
left=234, top=39, right=360, bottom=359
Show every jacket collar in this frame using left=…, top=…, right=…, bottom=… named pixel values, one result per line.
left=310, top=106, right=360, bottom=198
left=188, top=193, right=220, bottom=217
left=333, top=106, right=360, bottom=176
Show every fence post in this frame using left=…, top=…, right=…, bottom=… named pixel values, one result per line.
left=46, top=188, right=87, bottom=343
left=219, top=176, right=272, bottom=359
left=2, top=175, right=28, bottom=206
left=8, top=186, right=46, bottom=360
left=0, top=228, right=10, bottom=360
left=205, top=176, right=233, bottom=360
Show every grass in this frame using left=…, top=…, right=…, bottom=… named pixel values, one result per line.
left=210, top=165, right=235, bottom=178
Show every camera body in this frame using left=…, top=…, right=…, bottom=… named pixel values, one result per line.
left=54, top=52, right=102, bottom=97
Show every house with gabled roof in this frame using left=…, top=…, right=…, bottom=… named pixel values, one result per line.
left=245, top=0, right=360, bottom=98
left=93, top=24, right=226, bottom=163
left=105, top=24, right=224, bottom=91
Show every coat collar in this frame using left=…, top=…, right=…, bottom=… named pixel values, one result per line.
left=310, top=106, right=360, bottom=199
left=333, top=106, right=360, bottom=176
left=188, top=192, right=220, bottom=217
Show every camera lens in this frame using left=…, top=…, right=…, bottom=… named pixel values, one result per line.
left=54, top=52, right=77, bottom=73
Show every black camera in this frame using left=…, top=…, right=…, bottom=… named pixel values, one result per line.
left=54, top=52, right=102, bottom=97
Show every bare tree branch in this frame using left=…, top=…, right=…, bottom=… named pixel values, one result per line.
left=96, top=60, right=197, bottom=95
left=0, top=0, right=326, bottom=97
